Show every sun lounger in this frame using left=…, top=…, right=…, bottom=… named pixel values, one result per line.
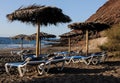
left=5, top=54, right=66, bottom=77
left=11, top=50, right=23, bottom=56
left=33, top=55, right=66, bottom=75
left=11, top=50, right=33, bottom=60
left=5, top=56, right=47, bottom=77
left=53, top=51, right=91, bottom=65
left=65, top=51, right=107, bottom=65
left=54, top=51, right=91, bottom=65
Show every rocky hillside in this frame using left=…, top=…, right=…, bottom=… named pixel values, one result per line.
left=86, top=0, right=120, bottom=25
left=59, top=0, right=120, bottom=53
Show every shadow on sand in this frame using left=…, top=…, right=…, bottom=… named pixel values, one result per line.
left=25, top=74, right=120, bottom=83
left=101, top=61, right=120, bottom=66
left=0, top=58, right=120, bottom=83
left=48, top=67, right=112, bottom=74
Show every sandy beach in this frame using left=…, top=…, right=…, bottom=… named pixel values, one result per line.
left=0, top=46, right=120, bottom=83
left=0, top=0, right=120, bottom=82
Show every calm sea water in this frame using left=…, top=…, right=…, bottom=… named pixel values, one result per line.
left=0, top=37, right=56, bottom=49
left=0, top=44, right=36, bottom=49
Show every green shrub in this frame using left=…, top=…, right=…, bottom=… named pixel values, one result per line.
left=99, top=24, right=120, bottom=51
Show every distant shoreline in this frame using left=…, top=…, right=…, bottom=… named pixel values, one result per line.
left=0, top=43, right=52, bottom=49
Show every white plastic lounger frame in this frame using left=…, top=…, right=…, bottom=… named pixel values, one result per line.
left=65, top=55, right=93, bottom=65
left=65, top=51, right=107, bottom=65
left=5, top=62, right=27, bottom=77
left=90, top=51, right=107, bottom=65
left=5, top=58, right=47, bottom=77
left=5, top=55, right=66, bottom=77
left=54, top=52, right=92, bottom=65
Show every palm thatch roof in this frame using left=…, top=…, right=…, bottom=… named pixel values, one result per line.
left=6, top=5, right=71, bottom=26
left=86, top=0, right=120, bottom=25
left=11, top=34, right=30, bottom=50
left=68, top=22, right=109, bottom=31
left=11, top=34, right=29, bottom=40
left=7, top=4, right=71, bottom=56
left=68, top=22, right=109, bottom=55
left=59, top=30, right=83, bottom=38
left=27, top=32, right=56, bottom=40
left=46, top=34, right=56, bottom=38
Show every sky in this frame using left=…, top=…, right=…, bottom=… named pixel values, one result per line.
left=0, top=0, right=108, bottom=38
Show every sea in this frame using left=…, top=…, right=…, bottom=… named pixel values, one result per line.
left=0, top=37, right=58, bottom=49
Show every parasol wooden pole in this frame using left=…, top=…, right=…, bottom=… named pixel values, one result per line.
left=86, top=29, right=89, bottom=56
left=68, top=37, right=71, bottom=52
left=36, top=22, right=40, bottom=57
left=21, top=39, right=23, bottom=50
left=39, top=26, right=41, bottom=55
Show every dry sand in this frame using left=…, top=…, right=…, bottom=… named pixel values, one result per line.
left=0, top=46, right=120, bottom=83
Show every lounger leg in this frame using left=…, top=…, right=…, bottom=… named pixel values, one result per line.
left=91, top=57, right=99, bottom=65
left=82, top=57, right=93, bottom=65
left=83, top=59, right=90, bottom=65
left=65, top=57, right=73, bottom=64
left=60, top=61, right=65, bottom=71
left=18, top=66, right=23, bottom=77
left=5, top=64, right=10, bottom=74
left=101, top=54, right=107, bottom=62
left=20, top=55, right=24, bottom=61
left=46, top=61, right=51, bottom=73
left=87, top=57, right=93, bottom=65
left=37, top=63, right=47, bottom=75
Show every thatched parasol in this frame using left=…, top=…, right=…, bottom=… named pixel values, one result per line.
left=11, top=34, right=29, bottom=50
left=45, top=33, right=56, bottom=38
left=86, top=0, right=120, bottom=25
left=7, top=5, right=71, bottom=57
left=68, top=22, right=109, bottom=55
left=27, top=32, right=56, bottom=40
left=25, top=32, right=56, bottom=54
left=59, top=30, right=82, bottom=52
